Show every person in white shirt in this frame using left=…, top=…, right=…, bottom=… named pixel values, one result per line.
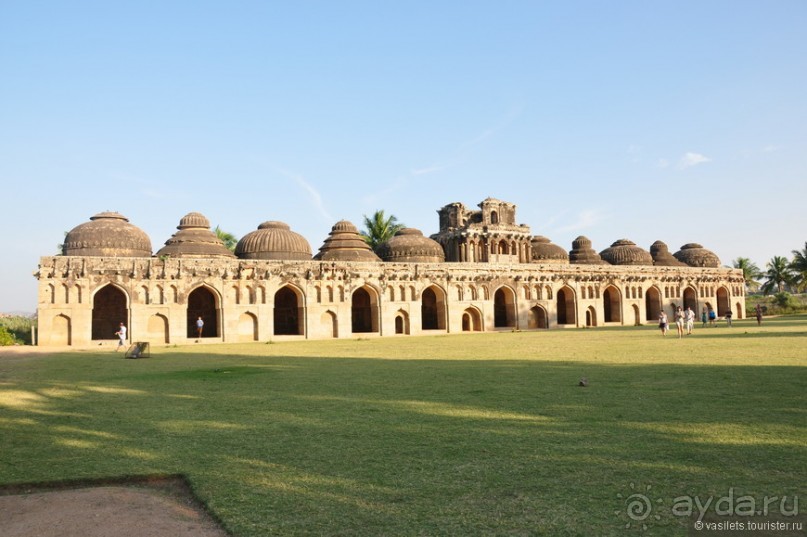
left=115, top=322, right=127, bottom=351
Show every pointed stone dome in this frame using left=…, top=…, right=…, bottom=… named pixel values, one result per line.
left=377, top=228, right=445, bottom=263
left=155, top=212, right=235, bottom=258
left=569, top=236, right=609, bottom=265
left=63, top=212, right=152, bottom=257
left=313, top=220, right=381, bottom=262
left=673, top=243, right=720, bottom=268
left=530, top=236, right=569, bottom=264
left=650, top=240, right=686, bottom=266
left=235, top=221, right=312, bottom=260
left=599, top=239, right=653, bottom=266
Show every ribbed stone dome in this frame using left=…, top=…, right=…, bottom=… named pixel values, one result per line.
left=235, top=221, right=312, bottom=260
left=377, top=228, right=445, bottom=263
left=155, top=212, right=235, bottom=258
left=62, top=212, right=152, bottom=257
left=530, top=236, right=569, bottom=264
left=569, top=236, right=609, bottom=265
left=599, top=239, right=653, bottom=266
left=673, top=243, right=720, bottom=268
left=313, top=220, right=381, bottom=262
left=650, top=240, right=686, bottom=266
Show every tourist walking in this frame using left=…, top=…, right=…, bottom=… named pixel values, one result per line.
left=659, top=311, right=668, bottom=336
left=701, top=307, right=708, bottom=328
left=755, top=303, right=763, bottom=325
left=708, top=308, right=716, bottom=327
left=685, top=306, right=695, bottom=335
left=115, top=322, right=127, bottom=351
left=675, top=306, right=685, bottom=338
left=725, top=309, right=733, bottom=327
left=196, top=316, right=204, bottom=340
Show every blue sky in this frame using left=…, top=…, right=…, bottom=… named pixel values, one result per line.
left=1, top=1, right=805, bottom=313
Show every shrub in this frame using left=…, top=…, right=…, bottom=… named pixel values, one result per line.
left=0, top=326, right=16, bottom=346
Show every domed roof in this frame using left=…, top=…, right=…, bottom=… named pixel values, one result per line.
left=155, top=212, right=235, bottom=258
left=569, top=236, right=609, bottom=265
left=650, top=240, right=686, bottom=266
left=62, top=211, right=152, bottom=257
left=599, top=239, right=653, bottom=266
left=313, top=220, right=381, bottom=262
left=235, top=221, right=312, bottom=260
left=673, top=243, right=720, bottom=268
left=377, top=228, right=445, bottom=263
left=530, top=236, right=569, bottom=264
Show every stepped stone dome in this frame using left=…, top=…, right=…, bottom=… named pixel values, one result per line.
left=569, top=236, right=609, bottom=265
left=377, top=228, right=445, bottom=263
left=62, top=211, right=152, bottom=257
left=599, top=239, right=653, bottom=266
left=673, top=243, right=720, bottom=268
left=650, top=240, right=686, bottom=266
left=530, top=236, right=569, bottom=264
left=155, top=212, right=235, bottom=258
left=313, top=220, right=381, bottom=262
left=235, top=221, right=312, bottom=260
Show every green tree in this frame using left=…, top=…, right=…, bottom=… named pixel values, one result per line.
left=789, top=242, right=807, bottom=292
left=732, top=257, right=762, bottom=292
left=761, top=255, right=793, bottom=295
left=360, top=210, right=404, bottom=252
left=215, top=226, right=238, bottom=252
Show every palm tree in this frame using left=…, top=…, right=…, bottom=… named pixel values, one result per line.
left=732, top=257, right=762, bottom=292
left=214, top=226, right=238, bottom=252
left=761, top=255, right=793, bottom=295
left=360, top=210, right=404, bottom=252
left=789, top=242, right=807, bottom=292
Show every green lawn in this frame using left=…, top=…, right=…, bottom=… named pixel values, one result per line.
left=1, top=316, right=805, bottom=536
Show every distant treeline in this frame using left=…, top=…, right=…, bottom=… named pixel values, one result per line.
left=0, top=315, right=35, bottom=346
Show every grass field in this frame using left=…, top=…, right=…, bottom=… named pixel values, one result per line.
left=1, top=316, right=805, bottom=536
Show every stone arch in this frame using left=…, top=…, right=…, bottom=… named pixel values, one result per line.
left=736, top=302, right=743, bottom=319
left=556, top=286, right=576, bottom=325
left=238, top=312, right=258, bottom=341
left=147, top=314, right=169, bottom=344
left=394, top=310, right=410, bottom=335
left=388, top=286, right=395, bottom=301
left=170, top=285, right=178, bottom=303
left=51, top=314, right=71, bottom=346
left=48, top=283, right=55, bottom=304
left=490, top=210, right=499, bottom=224
left=603, top=285, right=622, bottom=323
left=585, top=305, right=597, bottom=327
left=494, top=286, right=516, bottom=328
left=534, top=285, right=542, bottom=300
left=716, top=286, right=730, bottom=317
left=155, top=285, right=164, bottom=305
left=522, top=285, right=531, bottom=300
left=274, top=285, right=305, bottom=336
left=470, top=285, right=478, bottom=300
left=545, top=286, right=553, bottom=300
left=140, top=285, right=149, bottom=304
left=62, top=283, right=70, bottom=304
left=462, top=307, right=483, bottom=332
left=321, top=310, right=338, bottom=338
left=421, top=285, right=447, bottom=330
left=74, top=284, right=83, bottom=304
left=352, top=286, right=379, bottom=333
left=528, top=305, right=548, bottom=329
left=683, top=286, right=698, bottom=312
left=92, top=284, right=129, bottom=341
left=632, top=304, right=641, bottom=325
left=187, top=285, right=220, bottom=338
left=645, top=286, right=662, bottom=321
left=456, top=285, right=463, bottom=301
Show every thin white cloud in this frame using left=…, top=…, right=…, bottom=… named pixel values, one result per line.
left=410, top=164, right=450, bottom=176
left=678, top=152, right=711, bottom=169
left=555, top=210, right=604, bottom=233
left=657, top=158, right=670, bottom=169
left=274, top=168, right=333, bottom=222
left=762, top=145, right=779, bottom=153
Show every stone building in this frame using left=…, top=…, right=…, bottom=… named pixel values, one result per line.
left=34, top=200, right=746, bottom=347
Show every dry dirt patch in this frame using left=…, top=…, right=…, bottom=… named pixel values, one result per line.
left=0, top=476, right=229, bottom=537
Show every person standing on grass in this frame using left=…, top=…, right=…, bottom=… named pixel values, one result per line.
left=725, top=309, right=733, bottom=327
left=659, top=310, right=668, bottom=336
left=685, top=306, right=695, bottom=335
left=701, top=307, right=708, bottom=328
left=675, top=306, right=685, bottom=338
left=755, top=303, right=763, bottom=325
left=196, top=316, right=204, bottom=340
left=115, top=322, right=127, bottom=352
left=708, top=307, right=716, bottom=327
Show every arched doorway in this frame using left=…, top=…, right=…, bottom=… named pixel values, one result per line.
left=421, top=286, right=446, bottom=330
left=352, top=287, right=378, bottom=333
left=716, top=287, right=730, bottom=317
left=274, top=286, right=303, bottom=336
left=92, top=284, right=128, bottom=340
left=395, top=310, right=409, bottom=335
left=238, top=312, right=258, bottom=341
left=51, top=314, right=72, bottom=346
left=735, top=302, right=743, bottom=319
left=321, top=311, right=338, bottom=338
left=528, top=306, right=548, bottom=329
left=187, top=287, right=218, bottom=338
left=556, top=287, right=576, bottom=325
left=645, top=287, right=661, bottom=321
left=585, top=306, right=597, bottom=327
left=684, top=287, right=698, bottom=312
left=632, top=304, right=641, bottom=326
left=603, top=286, right=621, bottom=323
left=462, top=307, right=483, bottom=332
left=147, top=314, right=169, bottom=344
left=494, top=287, right=516, bottom=328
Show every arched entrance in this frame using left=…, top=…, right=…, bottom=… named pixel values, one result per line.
left=494, top=286, right=516, bottom=328
left=395, top=310, right=409, bottom=335
left=92, top=284, right=128, bottom=340
left=557, top=287, right=576, bottom=325
left=421, top=285, right=446, bottom=330
left=238, top=312, right=258, bottom=341
left=187, top=287, right=218, bottom=338
left=462, top=307, right=483, bottom=332
left=716, top=287, right=730, bottom=317
left=528, top=306, right=548, bottom=329
left=632, top=304, right=641, bottom=325
left=51, top=314, right=72, bottom=346
left=585, top=306, right=597, bottom=327
left=645, top=287, right=661, bottom=321
left=274, top=286, right=304, bottom=335
left=321, top=311, right=338, bottom=338
left=352, top=287, right=379, bottom=333
left=603, top=286, right=621, bottom=323
left=147, top=314, right=169, bottom=344
left=684, top=287, right=698, bottom=312
left=735, top=302, right=743, bottom=319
